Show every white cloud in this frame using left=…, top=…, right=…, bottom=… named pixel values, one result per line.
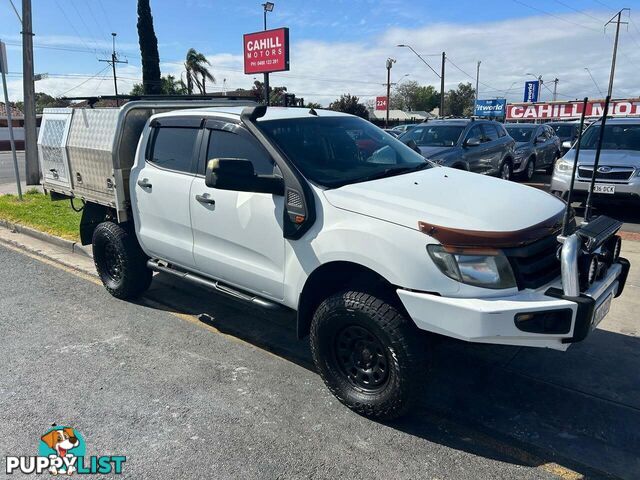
left=5, top=10, right=640, bottom=107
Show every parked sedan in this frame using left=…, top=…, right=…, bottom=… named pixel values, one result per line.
left=548, top=121, right=582, bottom=154
left=399, top=119, right=516, bottom=179
left=383, top=129, right=400, bottom=137
left=504, top=123, right=561, bottom=180
left=551, top=118, right=640, bottom=205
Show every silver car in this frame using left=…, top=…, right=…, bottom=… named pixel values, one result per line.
left=551, top=117, right=640, bottom=205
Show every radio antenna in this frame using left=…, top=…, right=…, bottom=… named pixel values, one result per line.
left=583, top=95, right=612, bottom=222
left=561, top=97, right=588, bottom=237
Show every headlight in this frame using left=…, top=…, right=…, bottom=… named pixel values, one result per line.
left=555, top=158, right=574, bottom=174
left=427, top=245, right=517, bottom=289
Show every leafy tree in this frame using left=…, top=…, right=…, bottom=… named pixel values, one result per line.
left=136, top=0, right=162, bottom=95
left=390, top=81, right=440, bottom=112
left=250, top=80, right=287, bottom=105
left=15, top=93, right=70, bottom=114
left=328, top=94, right=368, bottom=119
left=130, top=75, right=187, bottom=96
left=184, top=48, right=215, bottom=94
left=305, top=102, right=322, bottom=109
left=446, top=82, right=476, bottom=117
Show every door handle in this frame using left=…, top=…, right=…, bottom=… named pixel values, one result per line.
left=137, top=178, right=152, bottom=189
left=195, top=194, right=215, bottom=205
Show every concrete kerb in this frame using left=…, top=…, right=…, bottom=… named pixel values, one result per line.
left=0, top=219, right=93, bottom=258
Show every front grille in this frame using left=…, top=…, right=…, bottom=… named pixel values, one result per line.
left=577, top=166, right=634, bottom=182
left=504, top=234, right=561, bottom=290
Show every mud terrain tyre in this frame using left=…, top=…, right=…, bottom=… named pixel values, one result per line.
left=310, top=290, right=427, bottom=420
left=92, top=222, right=152, bottom=299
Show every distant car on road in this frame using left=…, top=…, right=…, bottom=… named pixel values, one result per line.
left=391, top=123, right=419, bottom=134
left=548, top=121, right=582, bottom=154
left=399, top=119, right=516, bottom=179
left=504, top=123, right=561, bottom=180
left=551, top=117, right=640, bottom=205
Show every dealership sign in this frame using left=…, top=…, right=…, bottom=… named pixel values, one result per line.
left=507, top=99, right=640, bottom=120
left=243, top=27, right=290, bottom=74
left=375, top=96, right=388, bottom=111
left=523, top=80, right=540, bottom=103
left=474, top=99, right=506, bottom=117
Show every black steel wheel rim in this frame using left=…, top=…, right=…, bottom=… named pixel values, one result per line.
left=334, top=325, right=389, bottom=391
left=103, top=243, right=123, bottom=282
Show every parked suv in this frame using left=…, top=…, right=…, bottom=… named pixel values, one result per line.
left=548, top=121, right=581, bottom=154
left=551, top=117, right=640, bottom=205
left=398, top=119, right=516, bottom=179
left=505, top=123, right=562, bottom=180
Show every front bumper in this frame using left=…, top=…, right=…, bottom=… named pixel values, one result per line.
left=397, top=258, right=629, bottom=351
left=551, top=172, right=640, bottom=203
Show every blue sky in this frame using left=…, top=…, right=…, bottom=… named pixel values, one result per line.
left=1, top=0, right=639, bottom=105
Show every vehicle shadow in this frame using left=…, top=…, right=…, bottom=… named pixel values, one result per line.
left=139, top=272, right=640, bottom=479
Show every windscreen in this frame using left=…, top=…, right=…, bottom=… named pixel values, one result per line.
left=579, top=124, right=640, bottom=150
left=258, top=116, right=430, bottom=188
left=400, top=124, right=465, bottom=147
left=505, top=127, right=534, bottom=142
left=551, top=124, right=574, bottom=137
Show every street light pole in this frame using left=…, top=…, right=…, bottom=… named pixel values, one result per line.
left=552, top=78, right=559, bottom=102
left=440, top=52, right=445, bottom=117
left=22, top=0, right=39, bottom=185
left=385, top=57, right=395, bottom=128
left=475, top=60, right=481, bottom=107
left=261, top=2, right=274, bottom=105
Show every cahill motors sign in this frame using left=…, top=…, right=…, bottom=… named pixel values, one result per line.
left=507, top=99, right=640, bottom=120
left=243, top=27, right=290, bottom=75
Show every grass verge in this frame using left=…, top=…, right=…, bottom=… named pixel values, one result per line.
left=0, top=190, right=81, bottom=241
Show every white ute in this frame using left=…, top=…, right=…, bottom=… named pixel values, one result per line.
left=39, top=101, right=630, bottom=419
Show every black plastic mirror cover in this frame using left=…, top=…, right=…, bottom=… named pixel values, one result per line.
left=465, top=137, right=481, bottom=146
left=205, top=157, right=283, bottom=195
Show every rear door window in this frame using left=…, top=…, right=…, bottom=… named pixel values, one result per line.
left=149, top=127, right=199, bottom=173
left=481, top=124, right=499, bottom=142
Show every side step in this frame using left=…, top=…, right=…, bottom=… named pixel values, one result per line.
left=146, top=259, right=282, bottom=310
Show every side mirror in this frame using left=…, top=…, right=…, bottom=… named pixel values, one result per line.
left=464, top=137, right=481, bottom=147
left=205, top=158, right=284, bottom=195
left=562, top=140, right=572, bottom=150
left=535, top=135, right=546, bottom=143
left=404, top=139, right=421, bottom=153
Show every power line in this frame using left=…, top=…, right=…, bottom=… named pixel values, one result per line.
left=57, top=66, right=110, bottom=97
left=554, top=0, right=605, bottom=23
left=511, top=0, right=603, bottom=32
left=445, top=57, right=512, bottom=95
left=54, top=0, right=99, bottom=56
left=69, top=0, right=108, bottom=56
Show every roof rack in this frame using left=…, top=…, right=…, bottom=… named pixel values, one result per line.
left=63, top=94, right=256, bottom=108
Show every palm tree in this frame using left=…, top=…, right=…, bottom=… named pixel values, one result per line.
left=184, top=48, right=215, bottom=94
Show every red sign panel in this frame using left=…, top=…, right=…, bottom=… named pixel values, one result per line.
left=243, top=27, right=290, bottom=75
left=506, top=99, right=640, bottom=120
left=375, top=96, right=388, bottom=111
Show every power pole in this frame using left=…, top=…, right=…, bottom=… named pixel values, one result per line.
left=385, top=57, right=395, bottom=128
left=475, top=60, right=481, bottom=107
left=439, top=52, right=445, bottom=117
left=22, top=0, right=39, bottom=185
left=261, top=3, right=274, bottom=105
left=99, top=33, right=127, bottom=107
left=605, top=8, right=629, bottom=98
left=552, top=78, right=559, bottom=102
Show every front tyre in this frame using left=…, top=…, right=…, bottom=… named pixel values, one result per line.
left=92, top=222, right=152, bottom=299
left=500, top=159, right=513, bottom=181
left=310, top=290, right=427, bottom=420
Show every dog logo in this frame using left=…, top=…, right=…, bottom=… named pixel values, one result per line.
left=39, top=427, right=83, bottom=475
left=5, top=425, right=125, bottom=475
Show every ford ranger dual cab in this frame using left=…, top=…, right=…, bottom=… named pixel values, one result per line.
left=39, top=101, right=630, bottom=420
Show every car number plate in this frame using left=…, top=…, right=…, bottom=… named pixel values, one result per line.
left=592, top=293, right=613, bottom=329
left=593, top=184, right=615, bottom=194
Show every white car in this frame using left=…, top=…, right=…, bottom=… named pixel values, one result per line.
left=39, top=103, right=630, bottom=420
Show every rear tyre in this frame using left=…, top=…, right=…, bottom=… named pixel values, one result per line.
left=499, top=159, right=512, bottom=181
left=310, top=290, right=427, bottom=420
left=92, top=222, right=152, bottom=299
